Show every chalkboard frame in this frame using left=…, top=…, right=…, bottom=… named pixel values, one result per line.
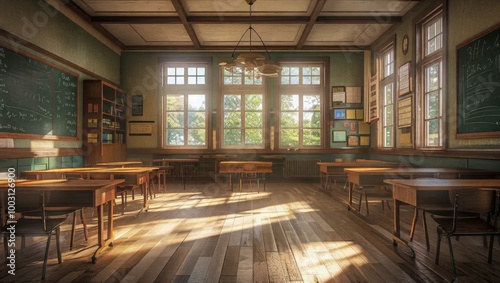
left=456, top=23, right=500, bottom=138
left=0, top=42, right=80, bottom=141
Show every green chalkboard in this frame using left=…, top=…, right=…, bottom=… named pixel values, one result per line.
left=457, top=25, right=500, bottom=137
left=0, top=44, right=79, bottom=139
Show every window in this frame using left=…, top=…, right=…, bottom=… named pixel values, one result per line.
left=378, top=45, right=395, bottom=148
left=161, top=62, right=210, bottom=148
left=221, top=67, right=264, bottom=148
left=278, top=63, right=324, bottom=148
left=417, top=6, right=445, bottom=148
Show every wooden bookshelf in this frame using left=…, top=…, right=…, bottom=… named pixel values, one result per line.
left=83, top=80, right=127, bottom=165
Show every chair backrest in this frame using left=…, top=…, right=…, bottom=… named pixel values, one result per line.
left=450, top=189, right=497, bottom=215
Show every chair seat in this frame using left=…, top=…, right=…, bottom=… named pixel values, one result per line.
left=432, top=217, right=497, bottom=233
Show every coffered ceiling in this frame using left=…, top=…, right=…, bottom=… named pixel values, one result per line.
left=66, top=0, right=420, bottom=51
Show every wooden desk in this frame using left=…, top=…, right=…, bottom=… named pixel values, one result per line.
left=344, top=167, right=499, bottom=213
left=95, top=161, right=143, bottom=167
left=219, top=161, right=273, bottom=191
left=384, top=178, right=500, bottom=257
left=317, top=160, right=400, bottom=191
left=0, top=179, right=124, bottom=263
left=23, top=167, right=158, bottom=211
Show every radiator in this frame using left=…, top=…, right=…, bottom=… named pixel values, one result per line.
left=284, top=159, right=321, bottom=178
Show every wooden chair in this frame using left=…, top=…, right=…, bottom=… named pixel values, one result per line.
left=21, top=173, right=88, bottom=251
left=152, top=160, right=172, bottom=192
left=409, top=177, right=480, bottom=251
left=181, top=164, right=197, bottom=190
left=431, top=188, right=500, bottom=282
left=351, top=185, right=392, bottom=214
left=238, top=164, right=260, bottom=192
left=1, top=191, right=68, bottom=279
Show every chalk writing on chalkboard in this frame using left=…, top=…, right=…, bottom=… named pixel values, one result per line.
left=0, top=44, right=79, bottom=139
left=457, top=25, right=500, bottom=137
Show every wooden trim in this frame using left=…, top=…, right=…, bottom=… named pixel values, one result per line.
left=368, top=148, right=500, bottom=160
left=127, top=148, right=366, bottom=155
left=0, top=148, right=82, bottom=158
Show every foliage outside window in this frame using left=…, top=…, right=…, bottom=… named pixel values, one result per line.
left=279, top=64, right=323, bottom=148
left=221, top=67, right=264, bottom=148
left=379, top=45, right=395, bottom=148
left=162, top=63, right=209, bottom=148
left=417, top=9, right=444, bottom=148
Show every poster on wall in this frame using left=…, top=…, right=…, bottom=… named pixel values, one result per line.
left=369, top=74, right=379, bottom=123
left=132, top=95, right=144, bottom=116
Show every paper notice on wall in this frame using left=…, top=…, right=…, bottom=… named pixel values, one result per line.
left=0, top=139, right=14, bottom=148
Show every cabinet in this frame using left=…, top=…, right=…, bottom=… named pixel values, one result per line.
left=83, top=80, right=127, bottom=165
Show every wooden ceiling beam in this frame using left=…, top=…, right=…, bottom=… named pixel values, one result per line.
left=90, top=15, right=401, bottom=25
left=170, top=0, right=201, bottom=49
left=296, top=0, right=328, bottom=49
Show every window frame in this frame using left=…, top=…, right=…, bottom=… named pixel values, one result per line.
left=276, top=61, right=327, bottom=149
left=377, top=42, right=396, bottom=149
left=219, top=67, right=266, bottom=149
left=415, top=2, right=446, bottom=149
left=160, top=60, right=212, bottom=149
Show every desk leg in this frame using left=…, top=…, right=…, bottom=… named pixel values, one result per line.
left=143, top=183, right=149, bottom=211
left=347, top=182, right=352, bottom=211
left=92, top=200, right=115, bottom=263
left=392, top=199, right=415, bottom=257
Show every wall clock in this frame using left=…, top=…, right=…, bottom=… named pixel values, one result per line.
left=402, top=35, right=409, bottom=55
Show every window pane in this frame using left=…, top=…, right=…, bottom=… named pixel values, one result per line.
left=224, top=129, right=241, bottom=145
left=224, top=112, right=241, bottom=127
left=188, top=77, right=196, bottom=84
left=290, top=67, right=299, bottom=75
left=426, top=91, right=439, bottom=119
left=188, top=95, right=205, bottom=110
left=281, top=129, right=299, bottom=146
left=312, top=76, right=321, bottom=85
left=166, top=129, right=184, bottom=145
left=176, top=77, right=184, bottom=84
left=303, top=76, right=311, bottom=84
left=281, top=112, right=299, bottom=127
left=281, top=76, right=290, bottom=85
left=197, top=77, right=205, bottom=84
left=303, top=112, right=321, bottom=128
left=167, top=77, right=176, bottom=85
left=312, top=67, right=320, bottom=75
left=384, top=84, right=393, bottom=104
left=426, top=63, right=440, bottom=92
left=290, top=76, right=300, bottom=84
left=187, top=129, right=205, bottom=146
left=245, top=94, right=262, bottom=110
left=245, top=112, right=262, bottom=128
left=426, top=119, right=439, bottom=146
left=303, top=129, right=321, bottom=146
left=166, top=112, right=183, bottom=128
left=188, top=112, right=205, bottom=128
left=384, top=105, right=393, bottom=126
left=281, top=95, right=299, bottom=110
left=303, top=95, right=320, bottom=111
left=224, top=95, right=241, bottom=110
left=245, top=129, right=263, bottom=145
left=188, top=68, right=196, bottom=75
left=384, top=127, right=392, bottom=147
left=166, top=95, right=184, bottom=110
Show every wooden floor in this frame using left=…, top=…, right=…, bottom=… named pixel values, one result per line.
left=2, top=178, right=499, bottom=282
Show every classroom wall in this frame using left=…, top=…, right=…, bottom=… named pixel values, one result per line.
left=446, top=0, right=500, bottom=148
left=0, top=0, right=121, bottom=170
left=371, top=0, right=500, bottom=149
left=122, top=52, right=365, bottom=149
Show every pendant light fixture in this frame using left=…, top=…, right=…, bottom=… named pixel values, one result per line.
left=219, top=0, right=281, bottom=77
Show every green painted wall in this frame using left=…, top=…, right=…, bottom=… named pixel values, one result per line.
left=121, top=51, right=365, bottom=149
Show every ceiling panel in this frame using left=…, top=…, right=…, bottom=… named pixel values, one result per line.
left=72, top=0, right=177, bottom=16
left=66, top=0, right=421, bottom=50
